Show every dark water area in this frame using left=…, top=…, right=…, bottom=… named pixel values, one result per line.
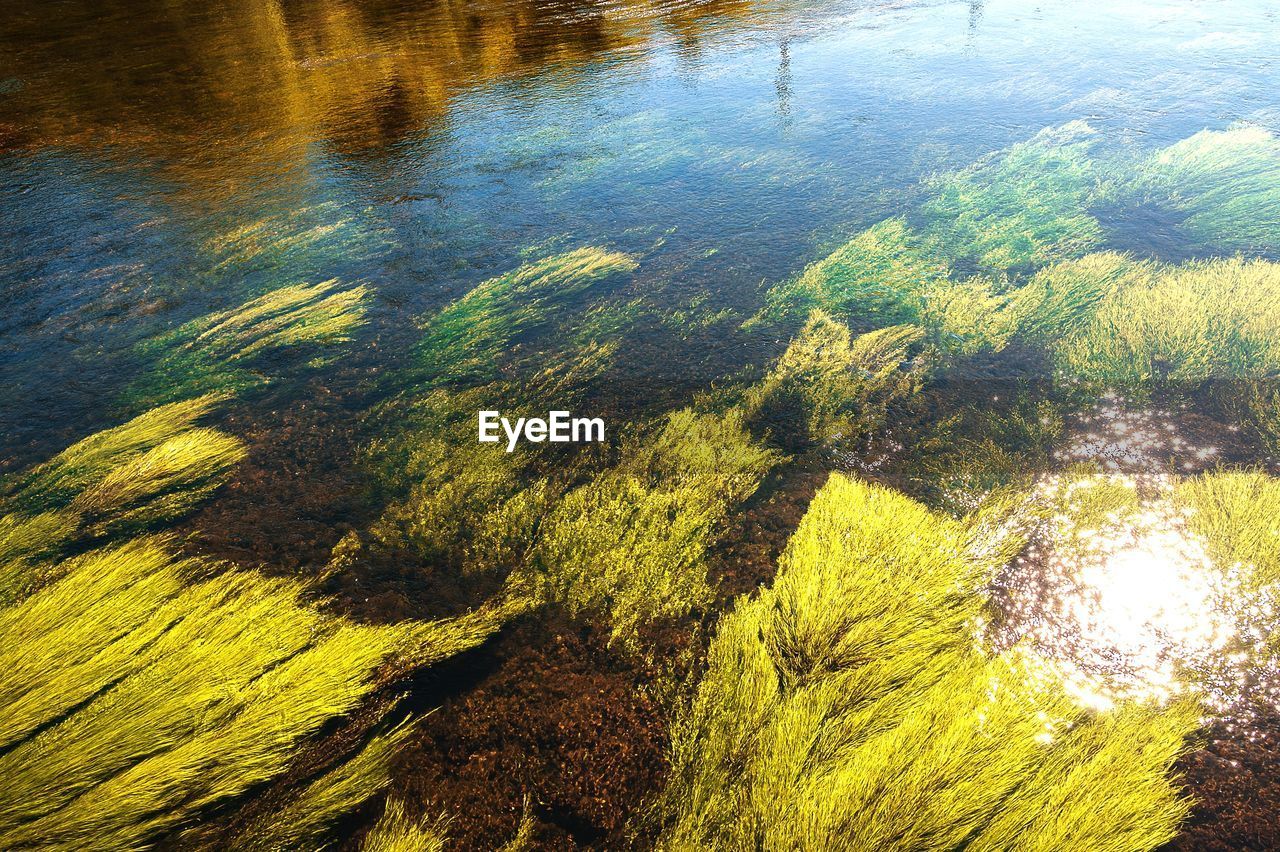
left=4, top=0, right=1280, bottom=849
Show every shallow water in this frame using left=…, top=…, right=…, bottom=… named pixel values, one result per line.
left=3, top=0, right=1278, bottom=460
left=4, top=0, right=1280, bottom=848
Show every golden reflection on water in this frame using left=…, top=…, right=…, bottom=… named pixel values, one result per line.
left=0, top=0, right=766, bottom=158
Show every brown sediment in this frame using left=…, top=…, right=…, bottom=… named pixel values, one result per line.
left=380, top=610, right=669, bottom=851
left=174, top=380, right=379, bottom=575
left=1165, top=713, right=1280, bottom=852
left=707, top=458, right=829, bottom=602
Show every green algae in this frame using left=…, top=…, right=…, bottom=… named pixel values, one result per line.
left=745, top=310, right=923, bottom=451
left=921, top=122, right=1106, bottom=273
left=1176, top=471, right=1280, bottom=593
left=1055, top=257, right=1280, bottom=389
left=750, top=218, right=946, bottom=329
left=1132, top=126, right=1280, bottom=252
left=0, top=395, right=243, bottom=604
left=416, top=247, right=638, bottom=385
left=126, top=280, right=370, bottom=407
left=528, top=408, right=778, bottom=648
left=657, top=473, right=1196, bottom=852
left=0, top=410, right=529, bottom=851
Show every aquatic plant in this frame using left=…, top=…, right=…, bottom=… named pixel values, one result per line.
left=4, top=394, right=229, bottom=514
left=0, top=409, right=530, bottom=850
left=127, top=280, right=370, bottom=406
left=657, top=473, right=1196, bottom=851
left=206, top=201, right=394, bottom=278
left=1175, top=471, right=1280, bottom=591
left=1002, top=252, right=1145, bottom=344
left=1132, top=126, right=1280, bottom=252
left=366, top=391, right=528, bottom=572
left=750, top=218, right=946, bottom=329
left=358, top=798, right=533, bottom=852
left=360, top=800, right=448, bottom=852
left=530, top=408, right=777, bottom=648
left=921, top=122, right=1105, bottom=272
left=1056, top=257, right=1280, bottom=389
left=225, top=725, right=415, bottom=851
left=417, top=247, right=638, bottom=385
left=0, top=531, right=523, bottom=850
left=908, top=396, right=1063, bottom=514
left=745, top=310, right=922, bottom=450
left=0, top=396, right=243, bottom=602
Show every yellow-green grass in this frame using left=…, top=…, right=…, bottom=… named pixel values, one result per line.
left=528, top=408, right=778, bottom=648
left=921, top=121, right=1105, bottom=272
left=0, top=407, right=530, bottom=850
left=127, top=280, right=370, bottom=406
left=359, top=800, right=448, bottom=852
left=1134, top=126, right=1280, bottom=252
left=908, top=396, right=1063, bottom=515
left=5, top=394, right=228, bottom=514
left=225, top=724, right=416, bottom=852
left=744, top=310, right=922, bottom=450
left=749, top=218, right=946, bottom=329
left=366, top=390, right=528, bottom=573
left=1175, top=470, right=1280, bottom=591
left=1056, top=257, right=1280, bottom=389
left=0, top=396, right=243, bottom=603
left=416, top=247, right=638, bottom=385
left=0, top=533, right=523, bottom=851
left=206, top=201, right=393, bottom=276
left=658, top=474, right=1196, bottom=851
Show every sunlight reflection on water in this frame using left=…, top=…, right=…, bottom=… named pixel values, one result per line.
left=994, top=399, right=1280, bottom=725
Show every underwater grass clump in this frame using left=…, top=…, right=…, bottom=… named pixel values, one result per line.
left=657, top=473, right=1196, bottom=851
left=0, top=534, right=522, bottom=851
left=745, top=310, right=922, bottom=451
left=362, top=388, right=532, bottom=574
left=749, top=218, right=946, bottom=329
left=529, top=408, right=777, bottom=648
left=126, top=280, right=370, bottom=406
left=359, top=799, right=448, bottom=852
left=222, top=725, right=416, bottom=852
left=907, top=396, right=1063, bottom=514
left=1175, top=470, right=1280, bottom=591
left=1132, top=126, right=1280, bottom=252
left=0, top=411, right=532, bottom=850
left=0, top=395, right=243, bottom=602
left=417, top=247, right=638, bottom=385
left=1055, top=257, right=1280, bottom=389
left=921, top=121, right=1106, bottom=273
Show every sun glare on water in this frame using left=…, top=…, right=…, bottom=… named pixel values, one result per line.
left=993, top=400, right=1280, bottom=721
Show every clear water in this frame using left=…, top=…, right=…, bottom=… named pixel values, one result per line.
left=2, top=0, right=1277, bottom=462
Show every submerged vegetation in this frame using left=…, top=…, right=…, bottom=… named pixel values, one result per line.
left=126, top=280, right=371, bottom=407
left=752, top=218, right=944, bottom=329
left=745, top=310, right=922, bottom=451
left=0, top=395, right=243, bottom=602
left=1132, top=126, right=1280, bottom=252
left=1055, top=257, right=1280, bottom=388
left=0, top=395, right=528, bottom=849
left=417, top=247, right=638, bottom=385
left=658, top=474, right=1196, bottom=851
left=921, top=121, right=1105, bottom=273
left=529, top=408, right=777, bottom=647
left=10, top=113, right=1280, bottom=849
